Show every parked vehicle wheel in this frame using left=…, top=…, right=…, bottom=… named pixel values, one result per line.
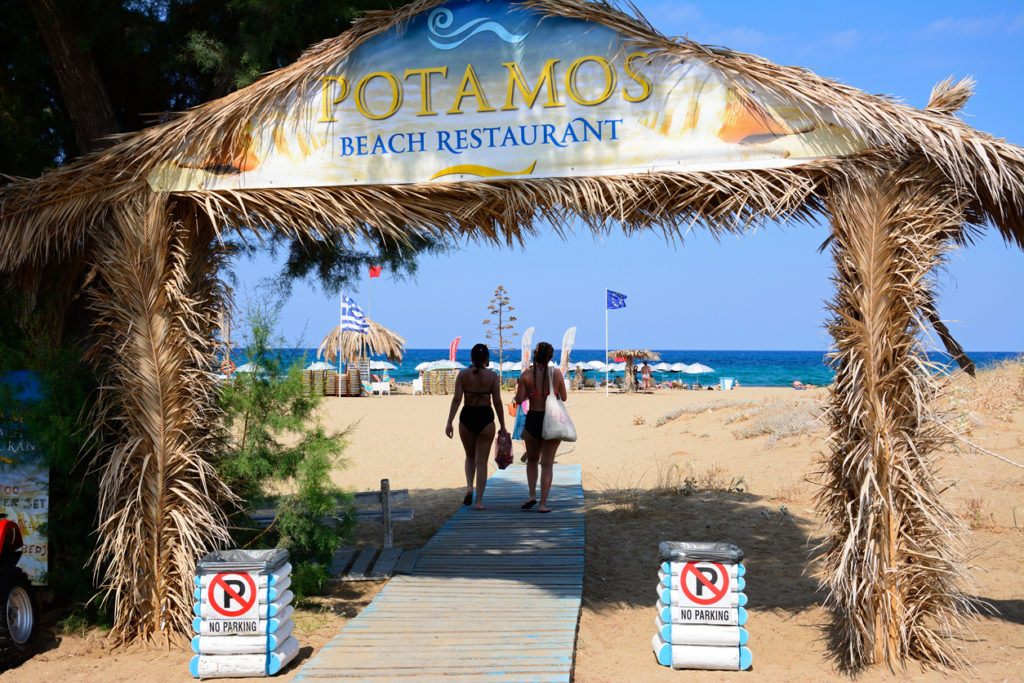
left=0, top=567, right=37, bottom=663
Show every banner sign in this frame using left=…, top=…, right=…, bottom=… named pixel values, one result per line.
left=148, top=0, right=867, bottom=192
left=0, top=372, right=48, bottom=584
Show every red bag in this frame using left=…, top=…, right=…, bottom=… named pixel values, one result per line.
left=494, top=429, right=513, bottom=470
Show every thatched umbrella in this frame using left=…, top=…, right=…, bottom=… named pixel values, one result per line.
left=0, top=0, right=1022, bottom=662
left=608, top=349, right=660, bottom=392
left=316, top=317, right=405, bottom=365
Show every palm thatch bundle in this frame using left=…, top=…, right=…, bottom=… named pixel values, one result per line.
left=317, top=318, right=406, bottom=364
left=0, top=0, right=1021, bottom=662
left=816, top=158, right=978, bottom=670
left=608, top=349, right=660, bottom=391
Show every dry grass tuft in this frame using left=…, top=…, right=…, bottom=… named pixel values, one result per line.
left=769, top=481, right=807, bottom=503
left=596, top=458, right=747, bottom=517
left=655, top=399, right=758, bottom=427
left=633, top=413, right=646, bottom=425
left=961, top=496, right=997, bottom=531
left=730, top=398, right=827, bottom=445
left=935, top=358, right=1024, bottom=428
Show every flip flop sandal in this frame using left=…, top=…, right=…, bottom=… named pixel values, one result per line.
left=538, top=507, right=552, bottom=514
left=521, top=500, right=537, bottom=510
left=463, top=492, right=473, bottom=506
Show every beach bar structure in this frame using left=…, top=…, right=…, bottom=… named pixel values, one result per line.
left=1, top=0, right=1023, bottom=670
left=608, top=349, right=660, bottom=392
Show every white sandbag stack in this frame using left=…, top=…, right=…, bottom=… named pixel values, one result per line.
left=189, top=549, right=300, bottom=678
left=652, top=541, right=752, bottom=671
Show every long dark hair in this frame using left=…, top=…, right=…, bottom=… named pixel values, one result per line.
left=470, top=343, right=489, bottom=374
left=532, top=341, right=554, bottom=391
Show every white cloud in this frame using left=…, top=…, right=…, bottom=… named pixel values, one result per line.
left=925, top=13, right=1024, bottom=36
left=642, top=2, right=703, bottom=29
left=819, top=28, right=859, bottom=52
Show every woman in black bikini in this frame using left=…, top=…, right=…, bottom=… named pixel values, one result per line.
left=513, top=341, right=567, bottom=513
left=445, top=344, right=506, bottom=510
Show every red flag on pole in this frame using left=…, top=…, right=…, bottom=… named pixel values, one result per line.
left=369, top=265, right=382, bottom=278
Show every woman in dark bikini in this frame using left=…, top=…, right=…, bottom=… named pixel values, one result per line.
left=445, top=344, right=506, bottom=510
left=513, top=341, right=567, bottom=513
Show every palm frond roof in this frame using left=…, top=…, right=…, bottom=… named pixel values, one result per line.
left=608, top=349, right=660, bottom=361
left=317, top=317, right=406, bottom=364
left=2, top=0, right=1023, bottom=273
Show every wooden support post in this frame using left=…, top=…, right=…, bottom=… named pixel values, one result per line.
left=820, top=165, right=974, bottom=670
left=381, top=478, right=393, bottom=549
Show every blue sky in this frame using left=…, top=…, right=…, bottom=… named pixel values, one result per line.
left=232, top=0, right=1024, bottom=352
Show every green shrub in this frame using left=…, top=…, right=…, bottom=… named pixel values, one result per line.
left=214, top=296, right=355, bottom=580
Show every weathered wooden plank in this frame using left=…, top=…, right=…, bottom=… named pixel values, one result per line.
left=368, top=547, right=402, bottom=577
left=393, top=549, right=419, bottom=575
left=352, top=489, right=409, bottom=505
left=329, top=546, right=358, bottom=575
left=346, top=546, right=378, bottom=580
left=297, top=465, right=584, bottom=681
left=355, top=508, right=414, bottom=523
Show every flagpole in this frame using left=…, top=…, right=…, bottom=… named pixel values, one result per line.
left=344, top=288, right=348, bottom=395
left=364, top=274, right=370, bottom=365
left=604, top=290, right=609, bottom=397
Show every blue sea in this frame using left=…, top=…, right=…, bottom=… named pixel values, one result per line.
left=236, top=348, right=1021, bottom=388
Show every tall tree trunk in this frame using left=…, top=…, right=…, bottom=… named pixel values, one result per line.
left=86, top=192, right=234, bottom=645
left=818, top=162, right=976, bottom=670
left=29, top=0, right=119, bottom=153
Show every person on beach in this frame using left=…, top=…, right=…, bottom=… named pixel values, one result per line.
left=446, top=343, right=507, bottom=510
left=641, top=361, right=653, bottom=392
left=514, top=342, right=567, bottom=513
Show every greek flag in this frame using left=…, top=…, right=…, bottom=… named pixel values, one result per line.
left=341, top=296, right=370, bottom=333
left=606, top=289, right=627, bottom=310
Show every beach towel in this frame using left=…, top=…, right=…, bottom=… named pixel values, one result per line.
left=511, top=402, right=527, bottom=440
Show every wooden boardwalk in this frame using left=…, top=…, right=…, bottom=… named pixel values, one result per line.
left=295, top=464, right=584, bottom=682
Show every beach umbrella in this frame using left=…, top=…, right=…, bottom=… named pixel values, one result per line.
left=369, top=360, right=397, bottom=370
left=670, top=362, right=688, bottom=372
left=608, top=349, right=661, bottom=391
left=418, top=360, right=465, bottom=372
left=584, top=360, right=607, bottom=370
left=305, top=361, right=334, bottom=371
left=653, top=362, right=672, bottom=372
left=501, top=361, right=522, bottom=372
left=684, top=362, right=715, bottom=384
left=234, top=362, right=254, bottom=373
left=317, top=316, right=405, bottom=365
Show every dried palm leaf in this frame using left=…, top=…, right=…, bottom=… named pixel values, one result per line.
left=85, top=192, right=234, bottom=646
left=816, top=161, right=977, bottom=670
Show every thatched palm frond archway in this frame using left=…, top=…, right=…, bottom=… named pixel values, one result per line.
left=0, top=0, right=1021, bottom=665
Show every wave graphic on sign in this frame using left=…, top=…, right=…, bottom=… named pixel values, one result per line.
left=427, top=8, right=528, bottom=50
left=430, top=161, right=537, bottom=180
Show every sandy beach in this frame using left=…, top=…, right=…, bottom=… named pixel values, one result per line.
left=4, top=365, right=1022, bottom=681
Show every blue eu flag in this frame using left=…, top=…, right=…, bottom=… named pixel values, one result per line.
left=606, top=289, right=627, bottom=310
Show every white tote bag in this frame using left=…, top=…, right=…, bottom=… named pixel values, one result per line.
left=541, top=367, right=577, bottom=442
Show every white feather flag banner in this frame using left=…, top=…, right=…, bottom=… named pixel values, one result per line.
left=560, top=326, right=577, bottom=374
left=521, top=326, right=535, bottom=366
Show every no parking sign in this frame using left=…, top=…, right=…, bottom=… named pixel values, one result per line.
left=679, top=562, right=730, bottom=606
left=206, top=572, right=259, bottom=625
